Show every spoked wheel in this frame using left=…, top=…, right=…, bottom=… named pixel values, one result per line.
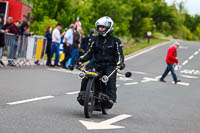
left=84, top=78, right=95, bottom=118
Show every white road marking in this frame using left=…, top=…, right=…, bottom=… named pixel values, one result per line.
left=180, top=69, right=200, bottom=75
left=117, top=73, right=125, bottom=77
left=189, top=55, right=194, bottom=60
left=66, top=91, right=80, bottom=95
left=155, top=75, right=161, bottom=79
left=124, top=82, right=139, bottom=85
left=132, top=71, right=147, bottom=75
left=118, top=77, right=133, bottom=81
left=7, top=96, right=55, bottom=105
left=116, top=84, right=120, bottom=87
left=194, top=51, right=199, bottom=55
left=79, top=114, right=132, bottom=130
left=125, top=42, right=169, bottom=61
left=182, top=60, right=188, bottom=66
left=180, top=75, right=199, bottom=79
left=141, top=77, right=158, bottom=83
left=172, top=82, right=190, bottom=86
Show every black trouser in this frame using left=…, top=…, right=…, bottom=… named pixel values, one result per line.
left=46, top=43, right=51, bottom=65
left=80, top=65, right=117, bottom=102
left=62, top=45, right=72, bottom=67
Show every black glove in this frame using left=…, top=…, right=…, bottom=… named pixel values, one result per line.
left=117, top=62, right=125, bottom=70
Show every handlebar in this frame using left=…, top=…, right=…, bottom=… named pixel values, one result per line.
left=76, top=62, right=131, bottom=83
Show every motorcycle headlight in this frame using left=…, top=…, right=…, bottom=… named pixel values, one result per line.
left=79, top=72, right=85, bottom=79
left=102, top=75, right=109, bottom=83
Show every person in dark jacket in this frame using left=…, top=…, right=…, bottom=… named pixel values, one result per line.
left=2, top=17, right=13, bottom=30
left=20, top=21, right=33, bottom=36
left=66, top=25, right=80, bottom=69
left=80, top=29, right=95, bottom=53
left=7, top=20, right=21, bottom=35
left=44, top=26, right=52, bottom=66
left=6, top=20, right=21, bottom=66
left=0, top=15, right=4, bottom=29
left=0, top=15, right=5, bottom=66
left=160, top=42, right=181, bottom=84
left=77, top=16, right=125, bottom=109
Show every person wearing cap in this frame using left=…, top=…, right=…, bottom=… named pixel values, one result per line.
left=160, top=42, right=181, bottom=84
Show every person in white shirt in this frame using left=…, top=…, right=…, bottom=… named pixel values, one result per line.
left=51, top=23, right=62, bottom=66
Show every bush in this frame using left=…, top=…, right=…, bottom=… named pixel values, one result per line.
left=152, top=32, right=166, bottom=38
left=174, top=25, right=194, bottom=40
left=194, top=24, right=200, bottom=40
left=30, top=16, right=58, bottom=35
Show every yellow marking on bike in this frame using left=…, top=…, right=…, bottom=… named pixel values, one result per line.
left=87, top=72, right=97, bottom=75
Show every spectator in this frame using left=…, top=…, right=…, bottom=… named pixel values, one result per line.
left=2, top=17, right=13, bottom=30
left=80, top=29, right=95, bottom=54
left=66, top=24, right=80, bottom=69
left=61, top=24, right=75, bottom=69
left=20, top=21, right=33, bottom=36
left=0, top=15, right=5, bottom=66
left=44, top=26, right=52, bottom=66
left=51, top=23, right=62, bottom=67
left=0, top=15, right=4, bottom=29
left=7, top=20, right=21, bottom=35
left=160, top=42, right=181, bottom=84
left=6, top=20, right=21, bottom=66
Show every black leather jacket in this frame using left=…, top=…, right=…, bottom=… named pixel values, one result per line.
left=82, top=34, right=124, bottom=66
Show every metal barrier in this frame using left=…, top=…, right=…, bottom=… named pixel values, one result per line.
left=1, top=33, right=47, bottom=67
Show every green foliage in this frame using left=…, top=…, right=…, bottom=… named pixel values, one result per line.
left=30, top=16, right=57, bottom=35
left=152, top=32, right=166, bottom=38
left=194, top=24, right=200, bottom=40
left=175, top=25, right=194, bottom=40
left=27, top=0, right=200, bottom=40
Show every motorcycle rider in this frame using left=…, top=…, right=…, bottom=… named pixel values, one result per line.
left=77, top=16, right=125, bottom=109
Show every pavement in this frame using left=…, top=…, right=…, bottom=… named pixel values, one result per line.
left=0, top=41, right=200, bottom=133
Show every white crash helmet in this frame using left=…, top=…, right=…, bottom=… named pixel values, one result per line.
left=95, top=16, right=114, bottom=37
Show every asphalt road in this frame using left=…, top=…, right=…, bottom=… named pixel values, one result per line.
left=0, top=41, right=200, bottom=133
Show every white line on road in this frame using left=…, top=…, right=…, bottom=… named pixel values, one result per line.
left=182, top=60, right=188, bottom=66
left=124, top=82, right=139, bottom=85
left=66, top=91, right=80, bottom=95
left=141, top=77, right=158, bottom=83
left=194, top=51, right=199, bottom=55
left=180, top=75, right=199, bottom=79
left=7, top=96, right=55, bottom=105
left=116, top=84, right=120, bottom=87
left=175, top=82, right=190, bottom=86
left=132, top=71, right=147, bottom=75
left=188, top=55, right=194, bottom=60
left=155, top=75, right=161, bottom=79
left=118, top=77, right=133, bottom=81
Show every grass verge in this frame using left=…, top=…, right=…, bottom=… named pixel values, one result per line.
left=123, top=39, right=167, bottom=55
